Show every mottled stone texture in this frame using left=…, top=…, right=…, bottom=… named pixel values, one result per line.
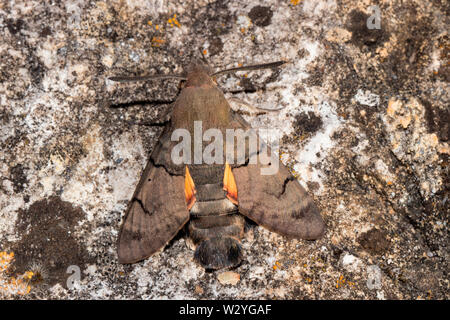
left=0, top=0, right=448, bottom=299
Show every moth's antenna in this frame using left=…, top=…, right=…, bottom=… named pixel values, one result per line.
left=212, top=61, right=287, bottom=77
left=109, top=74, right=186, bottom=82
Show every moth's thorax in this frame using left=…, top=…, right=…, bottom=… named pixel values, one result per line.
left=171, top=84, right=231, bottom=132
left=185, top=71, right=215, bottom=88
left=185, top=63, right=215, bottom=88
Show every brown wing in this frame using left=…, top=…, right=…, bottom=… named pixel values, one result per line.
left=229, top=112, right=325, bottom=240
left=117, top=128, right=189, bottom=264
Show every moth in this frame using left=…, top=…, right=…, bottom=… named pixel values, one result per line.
left=110, top=59, right=325, bottom=269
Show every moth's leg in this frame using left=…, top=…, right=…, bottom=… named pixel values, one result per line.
left=227, top=97, right=284, bottom=117
left=107, top=99, right=175, bottom=127
left=108, top=98, right=177, bottom=109
left=220, top=65, right=286, bottom=117
left=125, top=119, right=170, bottom=127
left=108, top=78, right=182, bottom=108
left=129, top=103, right=174, bottom=127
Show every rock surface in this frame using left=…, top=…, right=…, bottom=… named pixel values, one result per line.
left=0, top=0, right=448, bottom=299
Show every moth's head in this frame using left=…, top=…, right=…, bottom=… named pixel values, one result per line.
left=184, top=60, right=216, bottom=88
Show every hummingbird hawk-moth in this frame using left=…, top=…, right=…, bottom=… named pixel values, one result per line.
left=110, top=60, right=325, bottom=269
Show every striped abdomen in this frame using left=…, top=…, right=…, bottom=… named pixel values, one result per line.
left=187, top=165, right=244, bottom=269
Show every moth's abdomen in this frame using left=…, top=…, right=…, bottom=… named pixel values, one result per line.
left=187, top=180, right=245, bottom=246
left=187, top=165, right=244, bottom=269
left=189, top=212, right=244, bottom=243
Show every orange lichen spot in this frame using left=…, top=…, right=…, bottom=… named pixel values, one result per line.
left=290, top=0, right=301, bottom=5
left=168, top=14, right=180, bottom=28
left=223, top=162, right=238, bottom=205
left=195, top=285, right=204, bottom=294
left=147, top=20, right=152, bottom=26
left=387, top=181, right=393, bottom=186
left=203, top=49, right=208, bottom=56
left=173, top=15, right=181, bottom=27
left=273, top=261, right=282, bottom=270
left=336, top=275, right=354, bottom=289
left=240, top=27, right=246, bottom=33
left=185, top=166, right=197, bottom=210
left=155, top=24, right=159, bottom=30
left=0, top=252, right=15, bottom=271
left=299, top=133, right=308, bottom=141
left=338, top=112, right=348, bottom=119
left=151, top=36, right=165, bottom=47
left=0, top=252, right=33, bottom=296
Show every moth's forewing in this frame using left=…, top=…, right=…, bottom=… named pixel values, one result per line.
left=117, top=125, right=189, bottom=264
